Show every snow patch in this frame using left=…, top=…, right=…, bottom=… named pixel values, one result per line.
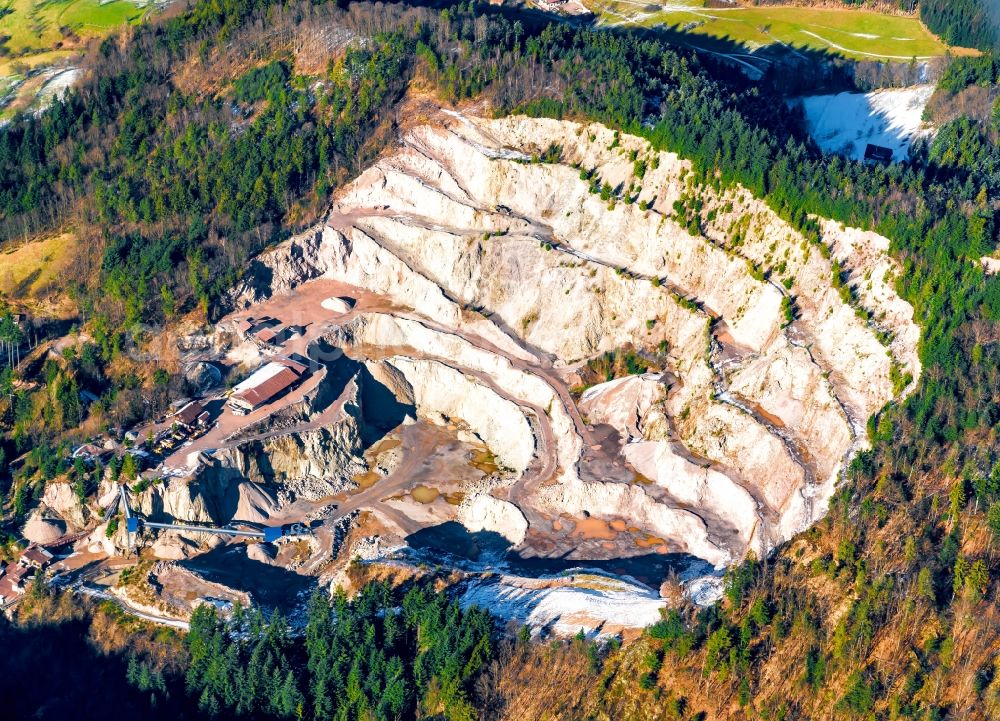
left=684, top=574, right=724, bottom=606
left=460, top=566, right=726, bottom=638
left=460, top=570, right=668, bottom=638
left=32, top=68, right=81, bottom=114
left=795, top=85, right=934, bottom=162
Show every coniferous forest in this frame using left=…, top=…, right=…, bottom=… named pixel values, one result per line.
left=919, top=0, right=998, bottom=51
left=182, top=583, right=493, bottom=721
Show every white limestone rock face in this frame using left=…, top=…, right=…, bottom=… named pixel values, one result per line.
left=247, top=542, right=278, bottom=564
left=624, top=441, right=760, bottom=555
left=579, top=374, right=667, bottom=442
left=376, top=356, right=536, bottom=474
left=135, top=476, right=219, bottom=526
left=459, top=494, right=528, bottom=546
left=146, top=385, right=368, bottom=522
left=331, top=314, right=580, bottom=481
left=234, top=482, right=278, bottom=524
left=221, top=111, right=920, bottom=568
left=86, top=523, right=119, bottom=556
left=185, top=361, right=222, bottom=393
left=136, top=419, right=360, bottom=526
left=151, top=532, right=201, bottom=560
left=538, top=479, right=731, bottom=567
left=247, top=424, right=364, bottom=501
left=41, top=481, right=87, bottom=529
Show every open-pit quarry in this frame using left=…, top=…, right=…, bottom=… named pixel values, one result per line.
left=42, top=109, right=920, bottom=637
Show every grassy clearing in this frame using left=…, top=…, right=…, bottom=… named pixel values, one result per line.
left=0, top=48, right=71, bottom=76
left=591, top=0, right=977, bottom=61
left=0, top=0, right=147, bottom=58
left=0, top=0, right=154, bottom=121
left=0, top=231, right=78, bottom=299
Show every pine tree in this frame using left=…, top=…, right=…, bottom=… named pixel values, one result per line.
left=965, top=560, right=990, bottom=602
left=917, top=567, right=937, bottom=605
left=949, top=479, right=967, bottom=524
left=121, top=453, right=139, bottom=483
left=953, top=556, right=970, bottom=598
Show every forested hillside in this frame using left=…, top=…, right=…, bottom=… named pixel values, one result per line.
left=4, top=0, right=998, bottom=500
left=2, top=0, right=1000, bottom=719
left=181, top=583, right=493, bottom=720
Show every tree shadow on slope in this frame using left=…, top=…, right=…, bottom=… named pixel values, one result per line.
left=405, top=521, right=714, bottom=587
left=0, top=617, right=204, bottom=721
left=179, top=543, right=315, bottom=611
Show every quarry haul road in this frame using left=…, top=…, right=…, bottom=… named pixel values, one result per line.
left=322, top=213, right=597, bottom=523
left=311, top=341, right=562, bottom=537
left=75, top=585, right=190, bottom=630
left=317, top=214, right=729, bottom=544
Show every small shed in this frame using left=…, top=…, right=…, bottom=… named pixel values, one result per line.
left=864, top=143, right=893, bottom=165
left=173, top=401, right=209, bottom=430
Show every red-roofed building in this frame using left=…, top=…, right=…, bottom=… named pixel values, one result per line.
left=20, top=545, right=53, bottom=570
left=0, top=564, right=31, bottom=605
left=255, top=327, right=279, bottom=345
left=235, top=316, right=279, bottom=339
left=273, top=356, right=308, bottom=375
left=254, top=324, right=304, bottom=347
left=229, top=367, right=302, bottom=415
left=0, top=577, right=20, bottom=604
left=172, top=401, right=210, bottom=430
left=72, top=443, right=111, bottom=461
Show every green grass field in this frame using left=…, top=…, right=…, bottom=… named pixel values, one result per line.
left=0, top=0, right=147, bottom=59
left=591, top=0, right=977, bottom=61
left=0, top=231, right=78, bottom=295
left=0, top=0, right=155, bottom=116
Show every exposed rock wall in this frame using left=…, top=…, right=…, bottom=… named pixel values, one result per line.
left=41, top=481, right=87, bottom=529
left=223, top=111, right=920, bottom=567
left=375, top=356, right=536, bottom=473
left=459, top=494, right=529, bottom=546
left=217, top=417, right=365, bottom=502
left=138, top=379, right=368, bottom=532
left=332, top=313, right=581, bottom=482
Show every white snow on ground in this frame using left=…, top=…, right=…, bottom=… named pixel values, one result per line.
left=460, top=568, right=725, bottom=638
left=981, top=256, right=1000, bottom=276
left=795, top=84, right=934, bottom=162
left=31, top=68, right=81, bottom=115
left=461, top=570, right=667, bottom=639
left=684, top=575, right=724, bottom=606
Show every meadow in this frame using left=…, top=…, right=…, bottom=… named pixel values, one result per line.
left=0, top=0, right=154, bottom=120
left=0, top=231, right=79, bottom=311
left=591, top=0, right=977, bottom=61
left=0, top=0, right=147, bottom=68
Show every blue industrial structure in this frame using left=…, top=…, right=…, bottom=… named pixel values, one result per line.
left=114, top=483, right=294, bottom=544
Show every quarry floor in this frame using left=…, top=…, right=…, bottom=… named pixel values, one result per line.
left=215, top=275, right=676, bottom=570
